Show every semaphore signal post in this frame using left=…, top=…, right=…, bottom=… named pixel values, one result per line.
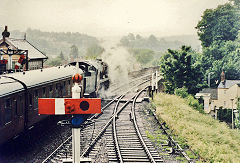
left=38, top=63, right=101, bottom=163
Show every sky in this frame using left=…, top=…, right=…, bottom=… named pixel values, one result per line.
left=1, top=0, right=228, bottom=37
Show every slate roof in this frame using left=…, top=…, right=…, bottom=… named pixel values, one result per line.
left=0, top=37, right=47, bottom=60
left=199, top=88, right=218, bottom=100
left=218, top=80, right=240, bottom=89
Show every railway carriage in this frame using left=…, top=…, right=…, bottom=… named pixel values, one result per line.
left=0, top=66, right=76, bottom=145
left=0, top=60, right=110, bottom=145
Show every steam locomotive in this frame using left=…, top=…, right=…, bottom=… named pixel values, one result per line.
left=0, top=60, right=109, bottom=145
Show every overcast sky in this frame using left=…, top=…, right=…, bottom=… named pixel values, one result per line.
left=1, top=0, right=228, bottom=37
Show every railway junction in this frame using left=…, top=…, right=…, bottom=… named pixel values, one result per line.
left=0, top=63, right=199, bottom=163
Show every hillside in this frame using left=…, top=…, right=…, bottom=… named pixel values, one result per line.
left=2, top=28, right=100, bottom=58
left=120, top=33, right=201, bottom=52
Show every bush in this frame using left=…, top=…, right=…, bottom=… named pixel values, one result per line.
left=217, top=107, right=233, bottom=123
left=174, top=87, right=188, bottom=98
left=186, top=95, right=204, bottom=114
left=174, top=88, right=204, bottom=113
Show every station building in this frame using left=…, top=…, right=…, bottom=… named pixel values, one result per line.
left=195, top=72, right=240, bottom=117
left=0, top=26, right=48, bottom=74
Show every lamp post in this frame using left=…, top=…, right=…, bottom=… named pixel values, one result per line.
left=231, top=99, right=234, bottom=129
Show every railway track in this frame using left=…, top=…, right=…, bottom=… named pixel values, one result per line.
left=110, top=87, right=163, bottom=163
left=42, top=74, right=158, bottom=162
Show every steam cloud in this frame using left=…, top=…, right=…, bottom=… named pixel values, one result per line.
left=99, top=37, right=141, bottom=97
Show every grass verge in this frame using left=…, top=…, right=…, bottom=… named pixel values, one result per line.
left=153, top=93, right=240, bottom=162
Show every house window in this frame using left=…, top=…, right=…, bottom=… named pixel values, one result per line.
left=224, top=90, right=226, bottom=94
left=224, top=101, right=226, bottom=107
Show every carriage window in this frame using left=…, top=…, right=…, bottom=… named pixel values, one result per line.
left=4, top=99, right=12, bottom=124
left=35, top=90, right=38, bottom=97
left=34, top=89, right=39, bottom=110
left=29, top=93, right=33, bottom=109
left=17, top=96, right=24, bottom=116
left=68, top=80, right=71, bottom=95
left=55, top=84, right=59, bottom=98
left=14, top=98, right=18, bottom=116
left=0, top=103, right=2, bottom=126
left=43, top=87, right=46, bottom=97
left=63, top=81, right=66, bottom=96
left=49, top=85, right=53, bottom=98
left=0, top=106, right=1, bottom=126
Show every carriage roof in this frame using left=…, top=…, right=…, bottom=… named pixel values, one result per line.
left=0, top=65, right=81, bottom=98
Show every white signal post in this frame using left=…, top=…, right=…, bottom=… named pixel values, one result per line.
left=62, top=62, right=91, bottom=163
left=72, top=82, right=81, bottom=163
left=71, top=62, right=91, bottom=163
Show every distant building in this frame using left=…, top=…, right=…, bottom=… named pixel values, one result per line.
left=0, top=26, right=47, bottom=74
left=196, top=71, right=240, bottom=115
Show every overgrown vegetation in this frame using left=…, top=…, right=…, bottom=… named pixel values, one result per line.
left=154, top=93, right=240, bottom=162
left=174, top=88, right=204, bottom=114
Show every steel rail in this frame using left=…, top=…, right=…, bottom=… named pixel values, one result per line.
left=149, top=108, right=192, bottom=162
left=112, top=94, right=125, bottom=163
left=131, top=87, right=157, bottom=163
left=42, top=136, right=72, bottom=163
left=110, top=73, right=151, bottom=92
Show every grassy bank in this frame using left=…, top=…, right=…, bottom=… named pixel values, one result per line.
left=153, top=93, right=240, bottom=162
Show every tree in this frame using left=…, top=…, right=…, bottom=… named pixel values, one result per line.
left=160, top=46, right=205, bottom=94
left=85, top=44, right=104, bottom=59
left=201, top=39, right=240, bottom=87
left=59, top=51, right=64, bottom=60
left=127, top=33, right=135, bottom=41
left=120, top=36, right=130, bottom=46
left=136, top=34, right=143, bottom=40
left=230, top=0, right=240, bottom=6
left=196, top=3, right=240, bottom=47
left=69, top=45, right=79, bottom=58
left=129, top=49, right=154, bottom=65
